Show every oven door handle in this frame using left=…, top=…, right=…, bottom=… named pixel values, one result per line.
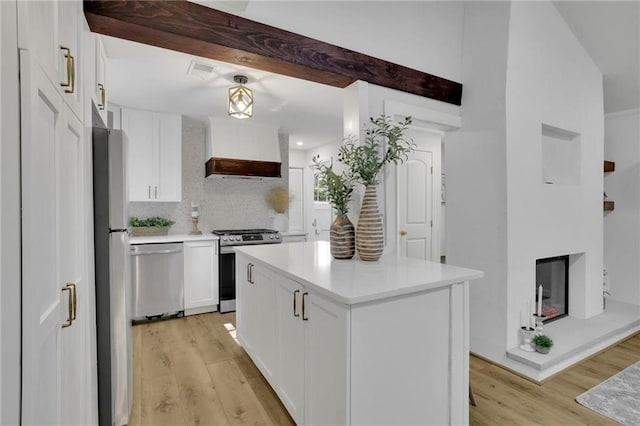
left=220, top=246, right=235, bottom=254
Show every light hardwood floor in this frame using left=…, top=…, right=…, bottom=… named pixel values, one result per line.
left=130, top=313, right=640, bottom=425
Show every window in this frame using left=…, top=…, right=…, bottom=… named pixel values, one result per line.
left=313, top=172, right=328, bottom=203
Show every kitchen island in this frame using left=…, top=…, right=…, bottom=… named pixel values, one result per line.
left=235, top=241, right=483, bottom=426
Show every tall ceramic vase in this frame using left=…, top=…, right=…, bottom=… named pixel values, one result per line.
left=356, top=184, right=384, bottom=261
left=330, top=214, right=355, bottom=259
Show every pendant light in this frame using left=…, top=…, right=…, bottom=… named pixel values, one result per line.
left=228, top=75, right=253, bottom=119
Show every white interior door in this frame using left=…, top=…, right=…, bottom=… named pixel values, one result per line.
left=398, top=149, right=434, bottom=260
left=288, top=167, right=304, bottom=233
left=20, top=50, right=66, bottom=425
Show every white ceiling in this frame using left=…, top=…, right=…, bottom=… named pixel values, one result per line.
left=103, top=36, right=344, bottom=151
left=103, top=1, right=639, bottom=153
left=553, top=1, right=639, bottom=114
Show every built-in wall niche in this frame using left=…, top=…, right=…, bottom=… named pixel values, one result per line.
left=541, top=124, right=581, bottom=185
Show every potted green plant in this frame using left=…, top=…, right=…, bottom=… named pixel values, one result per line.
left=532, top=334, right=554, bottom=354
left=313, top=156, right=356, bottom=259
left=129, top=216, right=175, bottom=237
left=338, top=115, right=415, bottom=261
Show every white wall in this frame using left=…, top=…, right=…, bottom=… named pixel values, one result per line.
left=446, top=1, right=511, bottom=362
left=505, top=1, right=604, bottom=348
left=448, top=1, right=604, bottom=364
left=604, top=109, right=640, bottom=305
left=1, top=1, right=22, bottom=423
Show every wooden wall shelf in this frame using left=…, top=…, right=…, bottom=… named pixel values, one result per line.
left=604, top=161, right=615, bottom=172
left=604, top=201, right=615, bottom=211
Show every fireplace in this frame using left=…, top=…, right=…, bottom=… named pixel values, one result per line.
left=536, top=256, right=569, bottom=323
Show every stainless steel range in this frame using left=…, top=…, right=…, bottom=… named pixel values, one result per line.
left=212, top=229, right=282, bottom=312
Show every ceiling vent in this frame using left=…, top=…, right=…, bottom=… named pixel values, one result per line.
left=186, top=61, right=215, bottom=80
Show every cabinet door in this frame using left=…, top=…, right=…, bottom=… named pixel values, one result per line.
left=184, top=241, right=219, bottom=312
left=275, top=276, right=305, bottom=424
left=17, top=0, right=60, bottom=89
left=57, top=0, right=83, bottom=121
left=250, top=262, right=278, bottom=383
left=155, top=113, right=182, bottom=202
left=94, top=37, right=108, bottom=126
left=122, top=108, right=155, bottom=201
left=235, top=256, right=278, bottom=382
left=236, top=253, right=255, bottom=352
left=304, top=291, right=349, bottom=426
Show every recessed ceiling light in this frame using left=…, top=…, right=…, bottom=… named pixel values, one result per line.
left=296, top=141, right=304, bottom=146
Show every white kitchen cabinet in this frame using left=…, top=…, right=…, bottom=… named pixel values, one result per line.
left=17, top=0, right=84, bottom=121
left=122, top=107, right=182, bottom=202
left=236, top=242, right=481, bottom=425
left=239, top=254, right=348, bottom=425
left=236, top=255, right=278, bottom=383
left=275, top=275, right=348, bottom=425
left=184, top=240, right=219, bottom=315
left=94, top=37, right=108, bottom=126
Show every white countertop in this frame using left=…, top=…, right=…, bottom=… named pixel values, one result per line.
left=129, top=234, right=219, bottom=245
left=235, top=241, right=484, bottom=305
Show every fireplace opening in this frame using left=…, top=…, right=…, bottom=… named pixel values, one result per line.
left=536, top=255, right=569, bottom=323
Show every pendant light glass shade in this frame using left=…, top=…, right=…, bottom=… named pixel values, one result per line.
left=228, top=75, right=253, bottom=119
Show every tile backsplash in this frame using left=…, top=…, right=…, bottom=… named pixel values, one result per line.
left=129, top=116, right=290, bottom=234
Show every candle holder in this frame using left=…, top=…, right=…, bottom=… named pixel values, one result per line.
left=189, top=217, right=202, bottom=235
left=533, top=314, right=547, bottom=336
left=520, top=326, right=536, bottom=352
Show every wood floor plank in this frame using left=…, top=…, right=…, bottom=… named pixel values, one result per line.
left=141, top=320, right=176, bottom=379
left=138, top=375, right=186, bottom=426
left=186, top=314, right=233, bottom=364
left=207, top=359, right=273, bottom=425
left=246, top=375, right=295, bottom=426
left=172, top=350, right=231, bottom=426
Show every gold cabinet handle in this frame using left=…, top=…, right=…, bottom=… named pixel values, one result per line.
left=97, top=83, right=106, bottom=110
left=247, top=263, right=254, bottom=284
left=61, top=285, right=73, bottom=328
left=59, top=46, right=75, bottom=94
left=399, top=230, right=407, bottom=236
left=293, top=289, right=300, bottom=317
left=302, top=292, right=309, bottom=321
left=67, top=283, right=77, bottom=320
left=154, top=186, right=158, bottom=199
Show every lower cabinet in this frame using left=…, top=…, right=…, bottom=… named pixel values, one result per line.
left=183, top=240, right=219, bottom=315
left=236, top=257, right=278, bottom=383
left=237, top=253, right=348, bottom=425
left=276, top=275, right=348, bottom=425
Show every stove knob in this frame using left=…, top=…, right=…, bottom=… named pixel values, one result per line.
left=236, top=236, right=241, bottom=241
left=270, top=235, right=274, bottom=239
left=222, top=237, right=227, bottom=241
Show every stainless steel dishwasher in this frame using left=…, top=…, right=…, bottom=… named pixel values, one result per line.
left=131, top=243, right=184, bottom=320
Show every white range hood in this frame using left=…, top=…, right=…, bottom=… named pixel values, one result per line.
left=205, top=117, right=282, bottom=178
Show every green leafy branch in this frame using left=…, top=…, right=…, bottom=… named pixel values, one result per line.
left=338, top=115, right=415, bottom=186
left=312, top=156, right=355, bottom=215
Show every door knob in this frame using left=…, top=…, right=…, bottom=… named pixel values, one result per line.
left=400, top=230, right=407, bottom=236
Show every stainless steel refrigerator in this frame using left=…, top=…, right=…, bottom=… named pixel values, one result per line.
left=92, top=126, right=133, bottom=426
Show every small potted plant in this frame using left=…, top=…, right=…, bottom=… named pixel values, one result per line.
left=313, top=156, right=356, bottom=259
left=130, top=216, right=175, bottom=237
left=532, top=334, right=554, bottom=354
left=338, top=115, right=415, bottom=261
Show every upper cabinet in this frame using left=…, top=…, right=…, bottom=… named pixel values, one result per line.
left=94, top=37, right=108, bottom=126
left=122, top=108, right=182, bottom=202
left=17, top=0, right=84, bottom=121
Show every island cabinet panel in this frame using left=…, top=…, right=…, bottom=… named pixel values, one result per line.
left=350, top=288, right=451, bottom=425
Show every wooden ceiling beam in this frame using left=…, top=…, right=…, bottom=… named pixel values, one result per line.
left=84, top=0, right=463, bottom=105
